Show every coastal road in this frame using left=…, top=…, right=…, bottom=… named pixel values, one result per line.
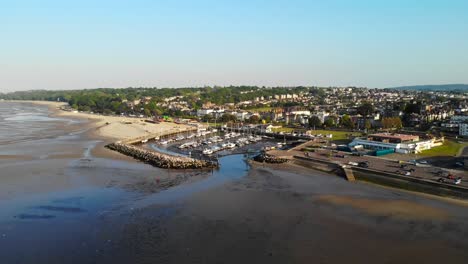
left=285, top=148, right=468, bottom=188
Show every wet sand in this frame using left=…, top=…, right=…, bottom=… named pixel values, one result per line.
left=97, top=163, right=468, bottom=264
left=315, top=195, right=450, bottom=221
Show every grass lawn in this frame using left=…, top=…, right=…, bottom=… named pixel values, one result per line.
left=271, top=128, right=363, bottom=141
left=271, top=127, right=305, bottom=133
left=308, top=130, right=363, bottom=141
left=419, top=140, right=468, bottom=157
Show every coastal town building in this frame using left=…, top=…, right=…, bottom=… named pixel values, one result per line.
left=348, top=133, right=441, bottom=154
left=460, top=123, right=468, bottom=136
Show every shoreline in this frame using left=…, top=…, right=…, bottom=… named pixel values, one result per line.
left=3, top=100, right=198, bottom=161
left=4, top=100, right=195, bottom=141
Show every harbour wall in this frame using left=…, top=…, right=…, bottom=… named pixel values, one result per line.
left=106, top=142, right=217, bottom=169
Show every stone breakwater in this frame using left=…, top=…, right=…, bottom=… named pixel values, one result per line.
left=106, top=142, right=218, bottom=169
left=253, top=152, right=289, bottom=164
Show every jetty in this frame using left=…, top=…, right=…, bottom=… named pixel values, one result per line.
left=106, top=142, right=217, bottom=169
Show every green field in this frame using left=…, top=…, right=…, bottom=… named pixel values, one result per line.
left=308, top=130, right=363, bottom=141
left=271, top=127, right=303, bottom=133
left=419, top=140, right=468, bottom=157
left=271, top=128, right=363, bottom=141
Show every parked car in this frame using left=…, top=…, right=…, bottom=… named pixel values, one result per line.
left=358, top=161, right=369, bottom=168
left=437, top=177, right=462, bottom=185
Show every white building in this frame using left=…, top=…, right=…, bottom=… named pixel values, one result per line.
left=349, top=138, right=404, bottom=152
left=460, top=123, right=468, bottom=136
left=314, top=111, right=329, bottom=123
left=235, top=111, right=249, bottom=121
left=349, top=133, right=441, bottom=154
left=197, top=109, right=214, bottom=116
left=291, top=110, right=311, bottom=116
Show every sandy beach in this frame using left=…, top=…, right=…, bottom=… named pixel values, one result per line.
left=11, top=100, right=196, bottom=142
left=6, top=100, right=199, bottom=161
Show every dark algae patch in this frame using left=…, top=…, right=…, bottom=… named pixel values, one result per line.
left=15, top=214, right=56, bottom=220
left=34, top=205, right=87, bottom=213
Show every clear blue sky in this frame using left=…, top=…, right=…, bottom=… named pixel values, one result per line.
left=1, top=0, right=467, bottom=91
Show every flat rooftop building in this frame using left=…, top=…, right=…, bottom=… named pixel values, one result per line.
left=349, top=133, right=437, bottom=154
left=367, top=133, right=419, bottom=143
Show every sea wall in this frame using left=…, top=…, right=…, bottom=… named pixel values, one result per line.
left=293, top=156, right=345, bottom=177
left=292, top=155, right=468, bottom=199
left=106, top=142, right=217, bottom=169
left=352, top=167, right=468, bottom=199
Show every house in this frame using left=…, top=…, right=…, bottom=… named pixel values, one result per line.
left=197, top=109, right=214, bottom=116
left=256, top=124, right=274, bottom=133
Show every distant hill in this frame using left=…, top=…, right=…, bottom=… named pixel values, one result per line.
left=390, top=84, right=468, bottom=92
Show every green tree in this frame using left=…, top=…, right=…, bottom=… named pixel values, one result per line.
left=323, top=116, right=337, bottom=128
left=394, top=117, right=403, bottom=129
left=308, top=116, right=322, bottom=128
left=404, top=102, right=421, bottom=114
left=248, top=115, right=260, bottom=124
left=357, top=102, right=375, bottom=116
left=365, top=119, right=372, bottom=130
left=219, top=113, right=237, bottom=123
left=202, top=114, right=214, bottom=122
left=340, top=115, right=354, bottom=129
left=382, top=117, right=403, bottom=130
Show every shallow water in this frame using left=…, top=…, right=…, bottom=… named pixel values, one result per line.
left=134, top=154, right=250, bottom=207
left=0, top=102, right=82, bottom=145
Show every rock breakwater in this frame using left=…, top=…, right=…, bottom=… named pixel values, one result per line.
left=106, top=142, right=217, bottom=169
left=253, top=152, right=289, bottom=164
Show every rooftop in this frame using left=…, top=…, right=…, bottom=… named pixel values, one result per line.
left=369, top=133, right=419, bottom=141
